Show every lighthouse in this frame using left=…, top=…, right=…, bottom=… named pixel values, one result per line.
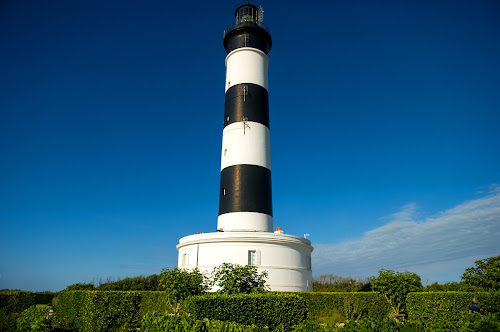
left=218, top=4, right=273, bottom=233
left=177, top=4, right=313, bottom=292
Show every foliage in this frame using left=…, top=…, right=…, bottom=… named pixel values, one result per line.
left=313, top=274, right=371, bottom=292
left=158, top=267, right=208, bottom=313
left=183, top=293, right=308, bottom=330
left=291, top=292, right=391, bottom=322
left=64, top=282, right=95, bottom=291
left=0, top=290, right=36, bottom=313
left=423, top=281, right=474, bottom=292
left=211, top=263, right=268, bottom=294
left=80, top=291, right=142, bottom=332
left=461, top=254, right=500, bottom=291
left=54, top=291, right=87, bottom=330
left=55, top=290, right=172, bottom=331
left=406, top=291, right=500, bottom=325
left=16, top=305, right=51, bottom=332
left=0, top=310, right=20, bottom=332
left=138, top=291, right=172, bottom=317
left=370, top=269, right=423, bottom=318
left=96, top=274, right=161, bottom=291
left=141, top=312, right=271, bottom=331
left=33, top=292, right=56, bottom=306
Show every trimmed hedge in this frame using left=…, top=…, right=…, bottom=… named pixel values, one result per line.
left=183, top=293, right=308, bottom=330
left=55, top=290, right=171, bottom=331
left=290, top=292, right=391, bottom=322
left=407, top=291, right=500, bottom=324
left=0, top=291, right=36, bottom=313
left=142, top=312, right=271, bottom=331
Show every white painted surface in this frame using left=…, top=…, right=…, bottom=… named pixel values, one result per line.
left=217, top=212, right=273, bottom=232
left=177, top=232, right=313, bottom=292
left=225, top=47, right=269, bottom=92
left=221, top=121, right=271, bottom=171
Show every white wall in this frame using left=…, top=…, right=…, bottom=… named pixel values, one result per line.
left=177, top=232, right=313, bottom=292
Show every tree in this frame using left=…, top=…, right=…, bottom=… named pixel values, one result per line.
left=158, top=267, right=208, bottom=314
left=461, top=255, right=500, bottom=291
left=370, top=269, right=423, bottom=319
left=211, top=263, right=268, bottom=294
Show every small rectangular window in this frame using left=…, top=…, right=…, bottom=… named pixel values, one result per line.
left=248, top=250, right=256, bottom=265
left=182, top=253, right=188, bottom=267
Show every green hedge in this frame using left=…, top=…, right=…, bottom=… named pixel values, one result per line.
left=407, top=291, right=500, bottom=324
left=55, top=290, right=171, bottom=331
left=34, top=292, right=56, bottom=305
left=183, top=293, right=308, bottom=330
left=290, top=292, right=391, bottom=322
left=142, top=312, right=271, bottom=331
left=0, top=291, right=36, bottom=313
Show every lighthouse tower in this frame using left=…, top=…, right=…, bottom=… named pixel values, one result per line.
left=219, top=4, right=273, bottom=233
left=177, top=4, right=313, bottom=292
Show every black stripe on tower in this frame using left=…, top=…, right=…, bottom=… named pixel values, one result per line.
left=224, top=83, right=269, bottom=129
left=219, top=164, right=272, bottom=216
left=224, top=24, right=272, bottom=54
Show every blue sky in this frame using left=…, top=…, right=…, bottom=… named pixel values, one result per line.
left=1, top=0, right=499, bottom=291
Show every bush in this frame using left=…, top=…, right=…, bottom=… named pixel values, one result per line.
left=0, top=310, right=20, bottom=332
left=80, top=291, right=142, bottom=332
left=0, top=290, right=36, bottom=313
left=55, top=290, right=173, bottom=331
left=370, top=269, right=422, bottom=318
left=292, top=292, right=391, bottom=322
left=97, top=275, right=161, bottom=291
left=54, top=291, right=87, bottom=330
left=313, top=274, right=371, bottom=292
left=142, top=312, right=270, bottom=331
left=183, top=293, right=308, bottom=330
left=17, top=305, right=51, bottom=332
left=34, top=292, right=56, bottom=306
left=406, top=291, right=500, bottom=325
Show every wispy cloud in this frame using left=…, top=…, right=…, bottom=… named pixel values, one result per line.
left=313, top=186, right=500, bottom=282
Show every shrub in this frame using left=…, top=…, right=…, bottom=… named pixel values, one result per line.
left=55, top=290, right=174, bottom=331
left=211, top=263, right=268, bottom=294
left=183, top=293, right=308, bottom=330
left=0, top=310, right=20, bottom=332
left=54, top=291, right=87, bottom=330
left=313, top=274, right=371, bottom=292
left=292, top=292, right=391, bottom=322
left=159, top=267, right=208, bottom=313
left=138, top=291, right=172, bottom=317
left=142, top=312, right=271, bottom=331
left=97, top=275, right=161, bottom=291
left=0, top=290, right=36, bottom=313
left=406, top=291, right=500, bottom=325
left=80, top=291, right=142, bottom=332
left=370, top=269, right=422, bottom=319
left=34, top=292, right=56, bottom=305
left=17, top=305, right=51, bottom=332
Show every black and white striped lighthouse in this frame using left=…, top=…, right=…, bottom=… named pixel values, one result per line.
left=177, top=4, right=313, bottom=291
left=218, top=4, right=273, bottom=233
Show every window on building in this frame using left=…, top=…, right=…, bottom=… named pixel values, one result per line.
left=307, top=255, right=311, bottom=270
left=248, top=250, right=256, bottom=265
left=182, top=253, right=188, bottom=267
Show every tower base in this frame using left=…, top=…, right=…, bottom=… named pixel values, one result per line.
left=177, top=232, right=313, bottom=292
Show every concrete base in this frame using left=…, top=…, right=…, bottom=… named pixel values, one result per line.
left=177, top=232, right=313, bottom=292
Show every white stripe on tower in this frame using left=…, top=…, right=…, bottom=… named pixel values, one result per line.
left=218, top=4, right=273, bottom=232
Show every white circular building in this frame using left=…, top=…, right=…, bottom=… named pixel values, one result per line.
left=177, top=4, right=313, bottom=292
